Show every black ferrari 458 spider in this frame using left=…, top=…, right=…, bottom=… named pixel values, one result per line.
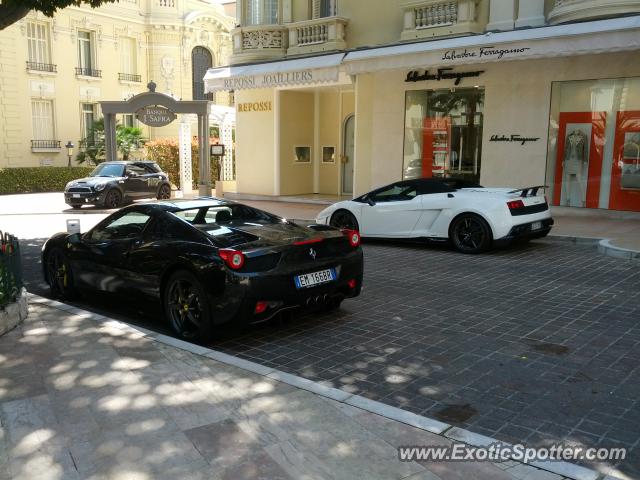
left=42, top=199, right=363, bottom=341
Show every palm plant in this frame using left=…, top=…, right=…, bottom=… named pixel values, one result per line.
left=76, top=119, right=145, bottom=164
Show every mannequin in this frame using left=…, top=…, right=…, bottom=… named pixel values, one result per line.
left=562, top=129, right=588, bottom=207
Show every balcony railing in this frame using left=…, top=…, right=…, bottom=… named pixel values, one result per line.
left=401, top=0, right=487, bottom=41
left=31, top=140, right=61, bottom=152
left=548, top=0, right=640, bottom=24
left=118, top=73, right=142, bottom=83
left=158, top=0, right=175, bottom=7
left=287, top=16, right=348, bottom=55
left=231, top=25, right=289, bottom=63
left=75, top=67, right=102, bottom=78
left=26, top=61, right=57, bottom=73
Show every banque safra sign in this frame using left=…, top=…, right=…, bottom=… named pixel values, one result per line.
left=136, top=105, right=177, bottom=127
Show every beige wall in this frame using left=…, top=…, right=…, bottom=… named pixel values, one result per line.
left=0, top=0, right=233, bottom=169
left=235, top=88, right=276, bottom=195
left=318, top=90, right=340, bottom=194
left=279, top=91, right=314, bottom=195
left=354, top=52, right=640, bottom=194
left=354, top=74, right=374, bottom=196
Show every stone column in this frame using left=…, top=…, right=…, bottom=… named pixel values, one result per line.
left=104, top=114, right=118, bottom=162
left=516, top=0, right=546, bottom=28
left=487, top=0, right=516, bottom=31
left=198, top=113, right=212, bottom=197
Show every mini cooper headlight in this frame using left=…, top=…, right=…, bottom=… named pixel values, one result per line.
left=94, top=183, right=106, bottom=192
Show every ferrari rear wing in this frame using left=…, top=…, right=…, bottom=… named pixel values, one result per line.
left=508, top=186, right=548, bottom=198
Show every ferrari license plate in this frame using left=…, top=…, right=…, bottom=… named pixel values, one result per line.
left=295, top=268, right=336, bottom=289
left=531, top=221, right=542, bottom=231
left=72, top=194, right=80, bottom=198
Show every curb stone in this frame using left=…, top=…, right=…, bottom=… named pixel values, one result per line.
left=0, top=288, right=29, bottom=336
left=26, top=293, right=625, bottom=480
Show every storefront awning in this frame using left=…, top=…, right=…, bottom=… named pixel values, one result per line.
left=204, top=53, right=345, bottom=92
left=343, top=15, right=640, bottom=74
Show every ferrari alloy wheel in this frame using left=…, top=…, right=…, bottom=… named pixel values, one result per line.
left=164, top=271, right=213, bottom=342
left=450, top=214, right=492, bottom=254
left=46, top=248, right=76, bottom=299
left=157, top=184, right=171, bottom=200
left=104, top=189, right=122, bottom=209
left=330, top=210, right=359, bottom=231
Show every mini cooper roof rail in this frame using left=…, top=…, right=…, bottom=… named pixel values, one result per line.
left=508, top=185, right=548, bottom=197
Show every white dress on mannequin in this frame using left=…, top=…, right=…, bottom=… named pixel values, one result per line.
left=562, top=129, right=588, bottom=207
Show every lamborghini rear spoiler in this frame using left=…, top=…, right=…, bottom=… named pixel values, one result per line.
left=508, top=186, right=548, bottom=197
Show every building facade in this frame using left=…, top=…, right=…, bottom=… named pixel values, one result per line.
left=0, top=0, right=235, bottom=169
left=206, top=0, right=640, bottom=213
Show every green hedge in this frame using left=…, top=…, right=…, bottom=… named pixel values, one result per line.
left=0, top=167, right=94, bottom=195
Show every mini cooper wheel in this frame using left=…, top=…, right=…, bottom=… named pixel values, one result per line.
left=330, top=210, right=359, bottom=231
left=157, top=184, right=171, bottom=200
left=45, top=248, right=76, bottom=299
left=164, top=271, right=214, bottom=342
left=450, top=214, right=492, bottom=254
left=104, top=189, right=122, bottom=209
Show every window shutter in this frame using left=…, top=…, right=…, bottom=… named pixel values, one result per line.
left=312, top=0, right=321, bottom=19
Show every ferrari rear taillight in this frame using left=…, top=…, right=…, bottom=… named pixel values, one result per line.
left=219, top=249, right=245, bottom=270
left=342, top=229, right=361, bottom=247
left=348, top=279, right=357, bottom=289
left=507, top=200, right=525, bottom=210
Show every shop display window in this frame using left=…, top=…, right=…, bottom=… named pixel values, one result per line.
left=403, top=87, right=484, bottom=184
left=545, top=77, right=640, bottom=212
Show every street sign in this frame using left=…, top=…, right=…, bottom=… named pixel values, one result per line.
left=210, top=144, right=225, bottom=156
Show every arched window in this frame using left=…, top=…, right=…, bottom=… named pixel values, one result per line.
left=246, top=0, right=279, bottom=25
left=192, top=46, right=213, bottom=101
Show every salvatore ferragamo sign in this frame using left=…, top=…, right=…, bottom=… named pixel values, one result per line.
left=405, top=68, right=484, bottom=86
left=490, top=134, right=540, bottom=146
left=441, top=45, right=531, bottom=61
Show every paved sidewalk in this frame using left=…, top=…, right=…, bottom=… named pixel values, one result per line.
left=0, top=301, right=575, bottom=480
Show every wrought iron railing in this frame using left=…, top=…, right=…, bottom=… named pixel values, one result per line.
left=118, top=73, right=142, bottom=82
left=26, top=61, right=57, bottom=73
left=0, top=232, right=22, bottom=309
left=31, top=140, right=61, bottom=150
left=75, top=67, right=102, bottom=78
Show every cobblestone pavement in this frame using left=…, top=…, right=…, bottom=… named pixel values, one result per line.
left=213, top=240, right=640, bottom=479
left=19, top=238, right=640, bottom=478
left=1, top=303, right=565, bottom=480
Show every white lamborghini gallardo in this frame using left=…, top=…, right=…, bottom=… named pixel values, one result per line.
left=315, top=178, right=554, bottom=254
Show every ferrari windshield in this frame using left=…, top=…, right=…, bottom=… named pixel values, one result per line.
left=173, top=204, right=283, bottom=226
left=89, top=163, right=125, bottom=177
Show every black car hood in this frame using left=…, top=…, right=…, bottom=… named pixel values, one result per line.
left=200, top=221, right=319, bottom=249
left=68, top=177, right=122, bottom=188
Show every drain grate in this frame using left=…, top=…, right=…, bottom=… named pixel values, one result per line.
left=435, top=403, right=477, bottom=423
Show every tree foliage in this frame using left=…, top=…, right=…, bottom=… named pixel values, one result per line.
left=0, top=0, right=119, bottom=31
left=76, top=118, right=145, bottom=164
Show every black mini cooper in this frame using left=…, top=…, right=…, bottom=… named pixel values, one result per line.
left=64, top=161, right=171, bottom=209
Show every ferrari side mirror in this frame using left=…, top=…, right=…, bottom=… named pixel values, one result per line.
left=68, top=233, right=82, bottom=244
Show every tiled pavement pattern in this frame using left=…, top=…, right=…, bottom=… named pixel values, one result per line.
left=213, top=240, right=640, bottom=479
left=0, top=303, right=567, bottom=480
left=17, top=238, right=640, bottom=478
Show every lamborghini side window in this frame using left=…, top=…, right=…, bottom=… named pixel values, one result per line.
left=373, top=184, right=417, bottom=202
